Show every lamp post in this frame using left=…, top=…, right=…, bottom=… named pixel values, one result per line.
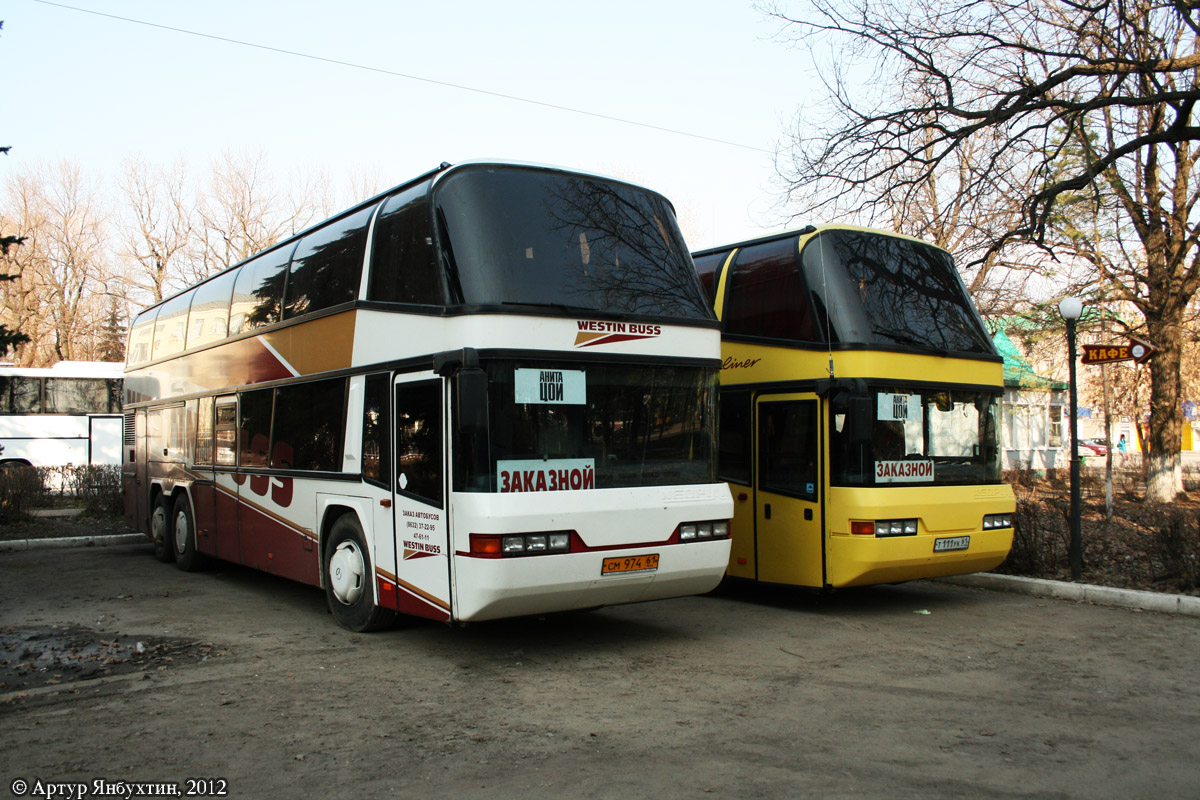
left=1058, top=296, right=1084, bottom=580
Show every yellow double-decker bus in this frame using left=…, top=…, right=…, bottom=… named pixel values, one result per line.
left=693, top=226, right=1014, bottom=589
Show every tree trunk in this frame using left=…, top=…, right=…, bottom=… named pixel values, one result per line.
left=1145, top=309, right=1185, bottom=501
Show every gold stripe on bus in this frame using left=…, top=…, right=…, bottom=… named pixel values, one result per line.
left=375, top=567, right=452, bottom=612
left=212, top=480, right=317, bottom=542
left=261, top=310, right=357, bottom=377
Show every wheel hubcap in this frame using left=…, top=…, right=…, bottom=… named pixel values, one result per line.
left=329, top=541, right=365, bottom=605
left=174, top=510, right=189, bottom=554
left=151, top=506, right=167, bottom=544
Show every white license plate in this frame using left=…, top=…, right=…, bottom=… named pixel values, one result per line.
left=933, top=536, right=970, bottom=553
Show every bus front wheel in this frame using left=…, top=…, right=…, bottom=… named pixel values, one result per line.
left=323, top=515, right=394, bottom=633
left=172, top=493, right=208, bottom=572
left=150, top=495, right=174, bottom=563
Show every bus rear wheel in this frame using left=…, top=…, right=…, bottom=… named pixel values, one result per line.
left=150, top=495, right=174, bottom=563
left=323, top=515, right=394, bottom=633
left=172, top=493, right=208, bottom=572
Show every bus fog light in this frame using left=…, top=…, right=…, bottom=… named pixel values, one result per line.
left=680, top=524, right=697, bottom=541
left=548, top=533, right=570, bottom=551
left=502, top=536, right=526, bottom=554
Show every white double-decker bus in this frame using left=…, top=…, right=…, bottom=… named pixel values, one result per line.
left=0, top=361, right=124, bottom=470
left=122, top=161, right=732, bottom=631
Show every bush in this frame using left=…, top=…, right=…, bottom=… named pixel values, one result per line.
left=0, top=464, right=47, bottom=523
left=1153, top=509, right=1200, bottom=592
left=67, top=464, right=124, bottom=516
left=997, top=497, right=1067, bottom=577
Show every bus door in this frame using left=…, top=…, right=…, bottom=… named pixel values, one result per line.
left=754, top=394, right=824, bottom=587
left=387, top=373, right=452, bottom=621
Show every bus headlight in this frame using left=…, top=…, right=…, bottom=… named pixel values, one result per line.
left=851, top=519, right=919, bottom=537
left=982, top=513, right=1013, bottom=530
left=472, top=531, right=574, bottom=557
left=679, top=520, right=730, bottom=542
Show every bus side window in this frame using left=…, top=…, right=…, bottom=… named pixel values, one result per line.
left=230, top=246, right=294, bottom=334
left=395, top=380, right=443, bottom=507
left=285, top=204, right=376, bottom=319
left=11, top=378, right=41, bottom=413
left=195, top=397, right=215, bottom=466
left=186, top=269, right=236, bottom=350
left=362, top=373, right=391, bottom=487
left=759, top=400, right=819, bottom=500
left=693, top=251, right=727, bottom=305
left=271, top=378, right=347, bottom=471
left=152, top=291, right=193, bottom=360
left=718, top=389, right=752, bottom=486
left=238, top=389, right=273, bottom=467
left=368, top=186, right=444, bottom=306
left=214, top=399, right=237, bottom=466
left=724, top=238, right=822, bottom=342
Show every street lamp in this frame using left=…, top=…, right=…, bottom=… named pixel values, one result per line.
left=1058, top=296, right=1084, bottom=580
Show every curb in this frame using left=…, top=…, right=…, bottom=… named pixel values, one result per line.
left=0, top=533, right=146, bottom=552
left=938, top=572, right=1200, bottom=617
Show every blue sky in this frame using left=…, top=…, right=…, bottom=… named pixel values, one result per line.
left=1, top=0, right=820, bottom=249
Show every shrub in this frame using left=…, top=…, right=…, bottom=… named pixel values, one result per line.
left=68, top=464, right=124, bottom=516
left=0, top=464, right=47, bottom=523
left=1153, top=509, right=1200, bottom=592
left=997, top=497, right=1067, bottom=577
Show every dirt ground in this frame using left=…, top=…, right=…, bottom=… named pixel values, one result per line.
left=2, top=541, right=1199, bottom=800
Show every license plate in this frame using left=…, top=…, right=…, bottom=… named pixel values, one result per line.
left=601, top=554, right=659, bottom=575
left=933, top=536, right=970, bottom=553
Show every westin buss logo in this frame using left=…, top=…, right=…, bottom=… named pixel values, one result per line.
left=574, top=319, right=662, bottom=348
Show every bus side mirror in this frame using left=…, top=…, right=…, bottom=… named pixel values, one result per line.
left=456, top=368, right=489, bottom=435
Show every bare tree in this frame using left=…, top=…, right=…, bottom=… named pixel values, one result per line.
left=117, top=156, right=197, bottom=304
left=196, top=150, right=326, bottom=275
left=0, top=162, right=110, bottom=365
left=766, top=0, right=1200, bottom=500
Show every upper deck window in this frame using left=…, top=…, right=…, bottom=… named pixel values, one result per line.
left=800, top=230, right=993, bottom=355
left=723, top=237, right=822, bottom=342
left=186, top=269, right=236, bottom=349
left=367, top=184, right=444, bottom=305
left=692, top=251, right=726, bottom=304
left=433, top=166, right=712, bottom=321
left=284, top=204, right=377, bottom=319
left=230, top=245, right=294, bottom=334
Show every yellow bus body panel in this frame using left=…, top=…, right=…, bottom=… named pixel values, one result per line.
left=720, top=340, right=1004, bottom=389
left=824, top=484, right=1015, bottom=588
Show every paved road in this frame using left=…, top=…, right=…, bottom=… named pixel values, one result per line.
left=2, top=542, right=1199, bottom=800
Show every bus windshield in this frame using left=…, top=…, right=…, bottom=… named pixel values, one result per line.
left=461, top=360, right=718, bottom=492
left=829, top=387, right=1002, bottom=486
left=434, top=166, right=712, bottom=320
left=801, top=229, right=994, bottom=354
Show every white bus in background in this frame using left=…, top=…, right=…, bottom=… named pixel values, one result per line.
left=0, top=361, right=124, bottom=469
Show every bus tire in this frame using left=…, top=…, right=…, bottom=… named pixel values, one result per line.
left=323, top=515, right=394, bottom=633
left=171, top=493, right=208, bottom=572
left=150, top=494, right=174, bottom=563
